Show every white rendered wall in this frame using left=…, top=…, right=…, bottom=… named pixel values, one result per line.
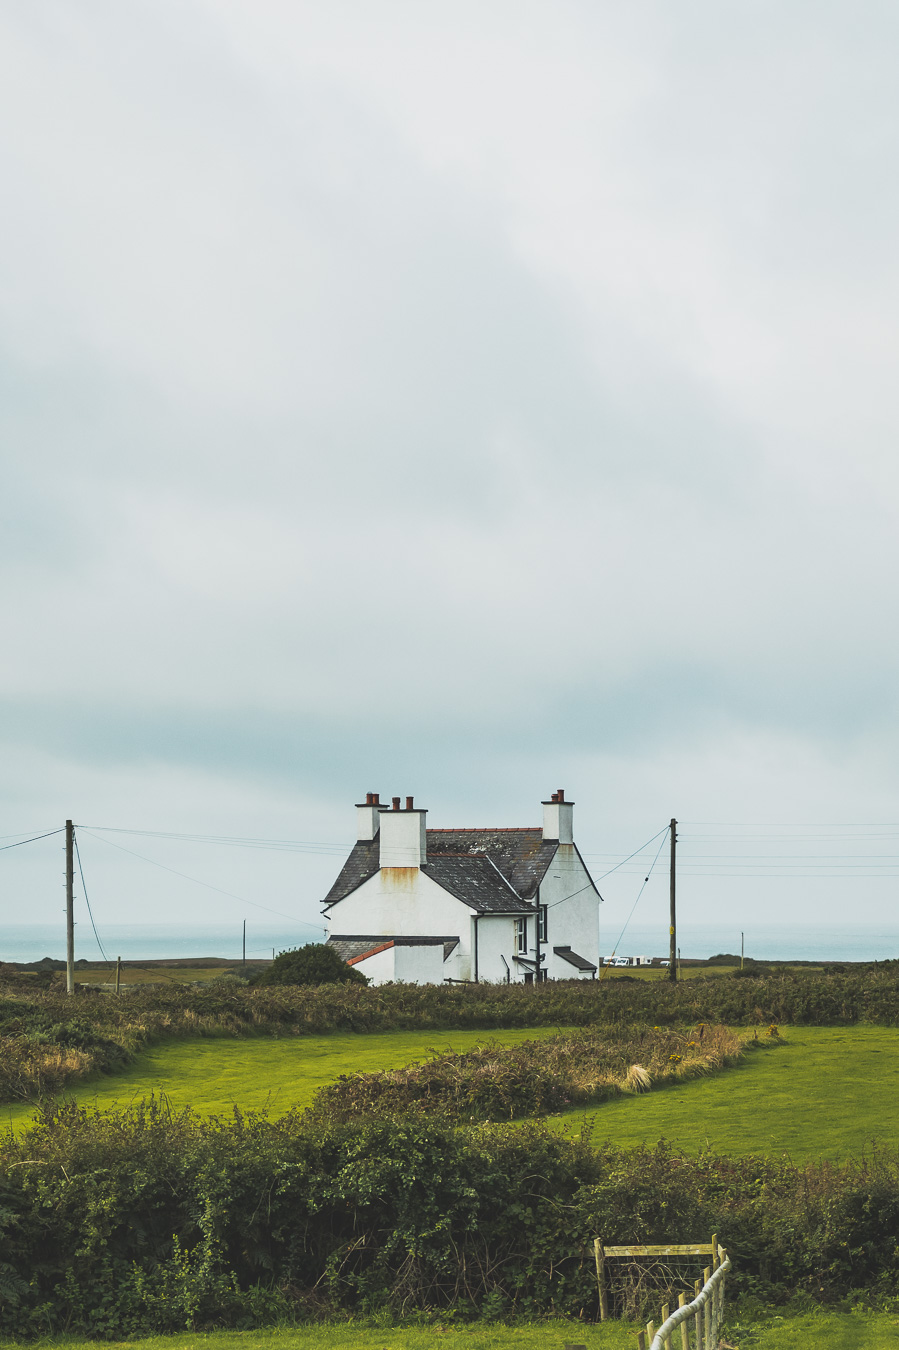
left=378, top=810, right=427, bottom=866
left=326, top=867, right=473, bottom=982
left=476, top=914, right=525, bottom=983
left=352, top=945, right=397, bottom=984
left=356, top=803, right=385, bottom=840
left=393, top=943, right=447, bottom=984
left=542, top=801, right=574, bottom=844
left=536, top=844, right=600, bottom=979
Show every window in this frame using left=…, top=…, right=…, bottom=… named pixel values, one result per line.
left=538, top=905, right=547, bottom=943
left=514, top=917, right=527, bottom=953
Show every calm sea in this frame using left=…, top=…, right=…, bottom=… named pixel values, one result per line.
left=1, top=922, right=897, bottom=965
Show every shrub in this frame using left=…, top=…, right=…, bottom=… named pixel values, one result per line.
left=251, top=944, right=369, bottom=988
left=2, top=1106, right=899, bottom=1334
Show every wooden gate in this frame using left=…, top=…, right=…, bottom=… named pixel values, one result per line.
left=593, top=1236, right=730, bottom=1348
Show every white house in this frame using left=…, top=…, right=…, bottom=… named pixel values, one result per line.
left=323, top=790, right=602, bottom=985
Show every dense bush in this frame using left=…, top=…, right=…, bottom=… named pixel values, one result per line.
left=1, top=1103, right=899, bottom=1336
left=2, top=967, right=899, bottom=1105
left=313, top=1024, right=749, bottom=1122
left=251, top=944, right=369, bottom=988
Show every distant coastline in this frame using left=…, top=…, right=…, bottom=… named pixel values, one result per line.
left=0, top=921, right=896, bottom=966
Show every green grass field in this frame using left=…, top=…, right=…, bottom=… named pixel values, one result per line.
left=550, top=1026, right=899, bottom=1163
left=6, top=1024, right=899, bottom=1166
left=0, top=1026, right=571, bottom=1133
left=3, top=1310, right=898, bottom=1350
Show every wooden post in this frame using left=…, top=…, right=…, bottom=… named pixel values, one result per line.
left=711, top=1233, right=719, bottom=1269
left=693, top=1280, right=701, bottom=1350
left=677, top=1293, right=688, bottom=1350
left=594, top=1239, right=609, bottom=1321
left=637, top=1333, right=646, bottom=1350
left=646, top=1321, right=655, bottom=1346
left=661, top=1301, right=670, bottom=1348
left=668, top=818, right=677, bottom=981
left=65, top=820, right=75, bottom=996
left=115, top=956, right=121, bottom=995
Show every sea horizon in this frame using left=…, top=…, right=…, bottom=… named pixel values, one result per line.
left=1, top=921, right=897, bottom=966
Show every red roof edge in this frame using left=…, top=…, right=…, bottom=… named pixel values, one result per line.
left=347, top=940, right=395, bottom=966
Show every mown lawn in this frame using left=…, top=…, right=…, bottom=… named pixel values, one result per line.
left=3, top=1311, right=899, bottom=1350
left=0, top=1026, right=571, bottom=1133
left=5, top=1025, right=899, bottom=1166
left=550, top=1025, right=899, bottom=1163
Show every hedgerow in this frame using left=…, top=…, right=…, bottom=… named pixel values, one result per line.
left=311, top=1024, right=753, bottom=1122
left=1, top=966, right=899, bottom=1105
left=1, top=1103, right=899, bottom=1336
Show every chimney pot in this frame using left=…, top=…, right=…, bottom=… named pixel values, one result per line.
left=366, top=792, right=373, bottom=805
left=406, top=796, right=414, bottom=810
left=558, top=788, right=565, bottom=802
left=392, top=796, right=401, bottom=811
left=373, top=793, right=380, bottom=805
left=551, top=792, right=558, bottom=802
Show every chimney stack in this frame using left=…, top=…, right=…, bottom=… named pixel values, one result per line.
left=379, top=795, right=428, bottom=868
left=355, top=792, right=385, bottom=841
left=542, top=789, right=574, bottom=843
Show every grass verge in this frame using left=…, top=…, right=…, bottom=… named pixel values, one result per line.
left=2, top=1311, right=899, bottom=1350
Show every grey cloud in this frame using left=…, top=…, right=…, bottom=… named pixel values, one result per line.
left=3, top=1, right=899, bottom=939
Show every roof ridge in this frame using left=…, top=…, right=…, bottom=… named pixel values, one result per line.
left=427, top=826, right=541, bottom=833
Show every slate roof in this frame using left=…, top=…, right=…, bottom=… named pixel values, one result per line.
left=554, top=945, right=597, bottom=972
left=322, top=826, right=559, bottom=911
left=322, top=838, right=379, bottom=909
left=426, top=828, right=558, bottom=900
left=327, top=935, right=459, bottom=964
left=422, top=855, right=533, bottom=914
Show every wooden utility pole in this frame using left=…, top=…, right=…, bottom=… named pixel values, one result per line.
left=242, top=919, right=246, bottom=969
left=66, top=819, right=75, bottom=996
left=115, top=956, right=122, bottom=995
left=668, top=817, right=677, bottom=983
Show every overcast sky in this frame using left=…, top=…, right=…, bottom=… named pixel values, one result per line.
left=4, top=1, right=899, bottom=955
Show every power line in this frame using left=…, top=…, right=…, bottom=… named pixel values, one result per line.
left=81, top=825, right=347, bottom=855
left=595, top=825, right=670, bottom=880
left=76, top=828, right=326, bottom=933
left=0, top=828, right=65, bottom=852
left=72, top=831, right=112, bottom=965
left=601, top=830, right=671, bottom=973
